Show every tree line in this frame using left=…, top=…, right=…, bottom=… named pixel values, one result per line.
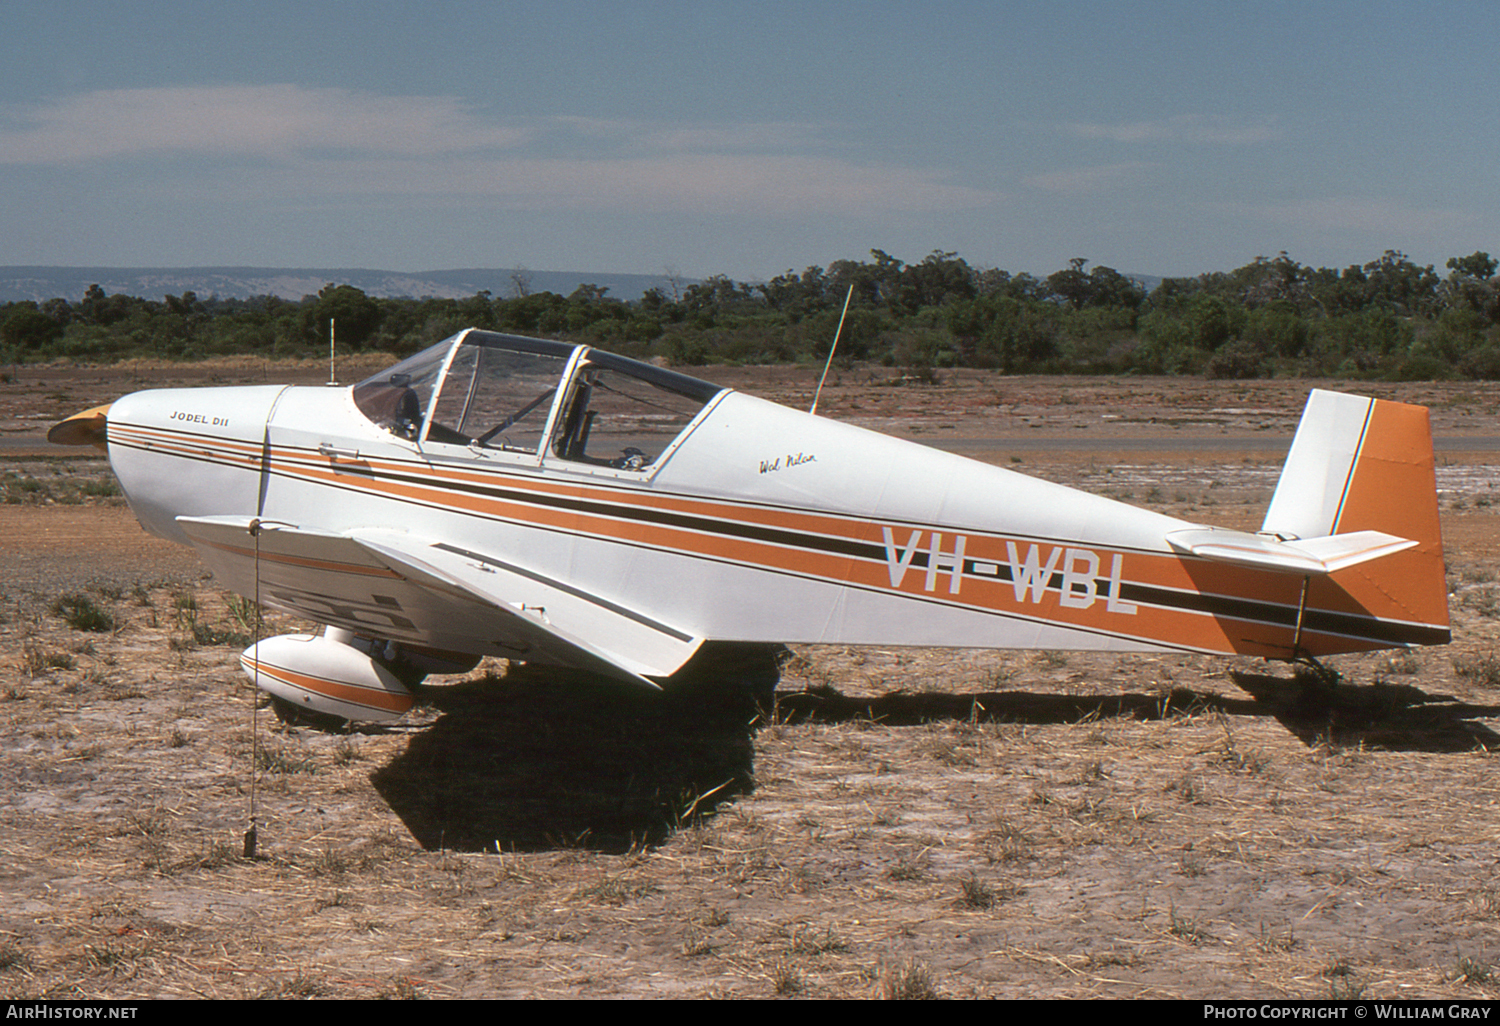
left=4, top=248, right=1500, bottom=380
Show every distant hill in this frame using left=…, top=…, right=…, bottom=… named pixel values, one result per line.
left=0, top=267, right=696, bottom=304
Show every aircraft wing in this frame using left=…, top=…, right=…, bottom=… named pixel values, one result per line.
left=347, top=530, right=701, bottom=687
left=174, top=515, right=700, bottom=687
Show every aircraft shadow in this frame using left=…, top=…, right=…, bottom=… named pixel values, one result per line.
left=369, top=670, right=1500, bottom=853
left=369, top=668, right=760, bottom=853
left=1227, top=671, right=1500, bottom=753
left=771, top=685, right=1253, bottom=726
left=773, top=673, right=1500, bottom=754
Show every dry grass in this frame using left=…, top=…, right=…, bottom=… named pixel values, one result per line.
left=5, top=373, right=1500, bottom=997
left=5, top=601, right=1500, bottom=998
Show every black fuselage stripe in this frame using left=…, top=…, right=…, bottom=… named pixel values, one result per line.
left=346, top=460, right=887, bottom=561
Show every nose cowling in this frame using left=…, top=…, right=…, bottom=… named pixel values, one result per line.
left=93, top=385, right=288, bottom=544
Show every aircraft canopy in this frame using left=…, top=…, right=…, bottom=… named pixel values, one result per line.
left=352, top=329, right=723, bottom=471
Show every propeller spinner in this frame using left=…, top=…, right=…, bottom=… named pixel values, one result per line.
left=47, top=404, right=112, bottom=450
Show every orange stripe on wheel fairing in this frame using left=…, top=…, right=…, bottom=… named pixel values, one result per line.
left=242, top=657, right=414, bottom=714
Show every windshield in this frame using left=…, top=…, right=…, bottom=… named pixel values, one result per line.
left=351, top=339, right=452, bottom=440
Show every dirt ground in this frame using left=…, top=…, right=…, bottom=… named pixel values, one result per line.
left=5, top=360, right=1500, bottom=999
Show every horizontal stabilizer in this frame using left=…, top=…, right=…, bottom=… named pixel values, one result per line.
left=1165, top=528, right=1417, bottom=575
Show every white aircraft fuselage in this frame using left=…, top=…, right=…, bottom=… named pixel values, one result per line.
left=54, top=329, right=1449, bottom=720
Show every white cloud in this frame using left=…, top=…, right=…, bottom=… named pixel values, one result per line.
left=1063, top=114, right=1279, bottom=146
left=553, top=117, right=823, bottom=153
left=0, top=84, right=527, bottom=163
left=0, top=84, right=1001, bottom=217
left=1024, top=162, right=1156, bottom=195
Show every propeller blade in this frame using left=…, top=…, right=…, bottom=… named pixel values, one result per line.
left=47, top=403, right=112, bottom=450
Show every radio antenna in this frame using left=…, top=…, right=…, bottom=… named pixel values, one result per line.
left=327, top=318, right=338, bottom=386
left=810, top=284, right=854, bottom=416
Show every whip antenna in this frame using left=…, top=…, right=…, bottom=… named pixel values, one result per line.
left=244, top=518, right=263, bottom=859
left=810, top=285, right=854, bottom=416
left=327, top=319, right=338, bottom=386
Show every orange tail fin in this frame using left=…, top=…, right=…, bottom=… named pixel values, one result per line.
left=1263, top=390, right=1448, bottom=650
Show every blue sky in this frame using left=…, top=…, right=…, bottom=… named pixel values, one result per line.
left=1, top=1, right=1495, bottom=282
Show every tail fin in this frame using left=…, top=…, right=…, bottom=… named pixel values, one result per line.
left=1263, top=389, right=1448, bottom=645
left=1264, top=390, right=1438, bottom=544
